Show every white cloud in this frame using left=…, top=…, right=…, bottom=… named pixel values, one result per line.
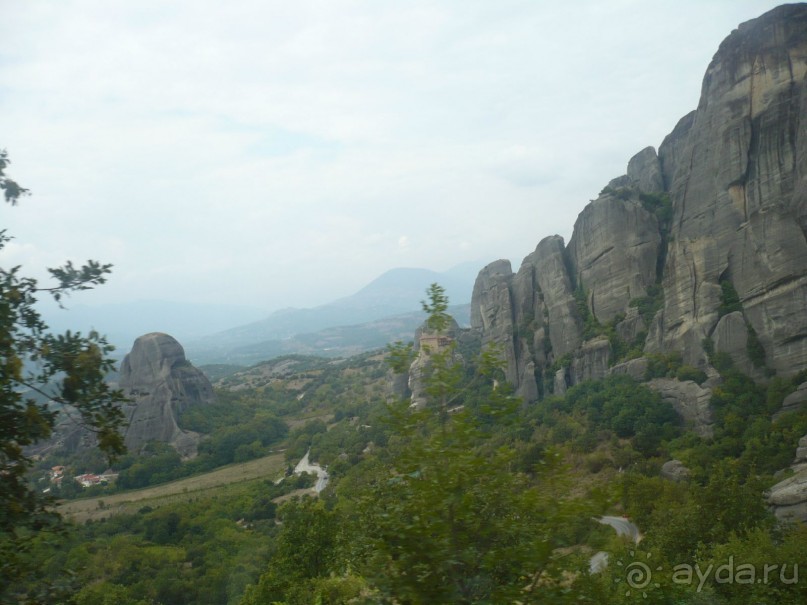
left=0, top=0, right=786, bottom=311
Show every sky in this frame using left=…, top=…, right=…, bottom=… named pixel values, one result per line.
left=0, top=0, right=788, bottom=313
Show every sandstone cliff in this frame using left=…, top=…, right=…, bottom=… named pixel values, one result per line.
left=119, top=332, right=215, bottom=457
left=467, top=5, right=807, bottom=434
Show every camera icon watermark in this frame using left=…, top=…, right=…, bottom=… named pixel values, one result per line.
left=613, top=551, right=800, bottom=597
left=613, top=550, right=662, bottom=598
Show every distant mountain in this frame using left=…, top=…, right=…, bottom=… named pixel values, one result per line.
left=184, top=264, right=480, bottom=363
left=41, top=300, right=267, bottom=355
left=190, top=304, right=471, bottom=366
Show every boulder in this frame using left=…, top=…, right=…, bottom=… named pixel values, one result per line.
left=647, top=378, right=713, bottom=437
left=119, top=333, right=214, bottom=457
left=609, top=357, right=649, bottom=382
left=768, top=470, right=807, bottom=523
left=661, top=460, right=691, bottom=482
left=796, top=434, right=807, bottom=467
left=779, top=382, right=807, bottom=418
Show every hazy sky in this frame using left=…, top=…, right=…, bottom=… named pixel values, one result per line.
left=0, top=0, right=786, bottom=312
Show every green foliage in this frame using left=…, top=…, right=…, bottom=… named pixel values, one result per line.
left=746, top=325, right=766, bottom=368
left=0, top=149, right=29, bottom=204
left=421, top=282, right=451, bottom=333
left=343, top=396, right=578, bottom=603
left=109, top=403, right=289, bottom=491
left=622, top=460, right=771, bottom=563
left=242, top=498, right=339, bottom=605
left=116, top=442, right=182, bottom=490
left=703, top=525, right=807, bottom=603
left=540, top=375, right=681, bottom=456
left=718, top=278, right=742, bottom=317
left=629, top=283, right=664, bottom=327
left=644, top=351, right=683, bottom=379
left=675, top=364, right=708, bottom=384
left=638, top=191, right=673, bottom=228
left=27, top=482, right=284, bottom=605
left=385, top=339, right=415, bottom=374
left=0, top=154, right=128, bottom=603
left=574, top=285, right=602, bottom=339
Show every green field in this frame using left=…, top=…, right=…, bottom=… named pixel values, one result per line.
left=58, top=451, right=287, bottom=523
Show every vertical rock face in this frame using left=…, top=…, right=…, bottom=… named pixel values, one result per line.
left=532, top=236, right=582, bottom=359
left=627, top=146, right=664, bottom=194
left=120, top=332, right=214, bottom=457
left=655, top=4, right=807, bottom=372
left=568, top=192, right=662, bottom=325
left=470, top=260, right=518, bottom=385
left=466, top=6, right=807, bottom=422
left=469, top=240, right=586, bottom=403
left=712, top=311, right=766, bottom=380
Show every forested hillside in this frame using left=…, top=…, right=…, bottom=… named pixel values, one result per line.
left=7, top=285, right=807, bottom=604
left=5, top=4, right=807, bottom=605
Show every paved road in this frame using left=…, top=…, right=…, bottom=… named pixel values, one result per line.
left=589, top=516, right=642, bottom=574
left=598, top=515, right=641, bottom=543
left=294, top=449, right=330, bottom=493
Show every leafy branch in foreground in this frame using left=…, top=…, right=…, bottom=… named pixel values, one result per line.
left=0, top=151, right=127, bottom=604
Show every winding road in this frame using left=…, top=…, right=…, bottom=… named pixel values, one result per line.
left=293, top=449, right=330, bottom=493
left=589, top=516, right=642, bottom=574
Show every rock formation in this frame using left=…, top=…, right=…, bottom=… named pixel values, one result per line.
left=119, top=332, right=214, bottom=457
left=464, top=5, right=807, bottom=435
left=568, top=188, right=662, bottom=325
left=407, top=317, right=471, bottom=409
left=648, top=4, right=807, bottom=373
left=661, top=460, right=691, bottom=483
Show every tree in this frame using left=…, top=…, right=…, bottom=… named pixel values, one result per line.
left=0, top=150, right=127, bottom=603
left=240, top=498, right=341, bottom=605
left=421, top=282, right=450, bottom=333
left=339, top=285, right=587, bottom=604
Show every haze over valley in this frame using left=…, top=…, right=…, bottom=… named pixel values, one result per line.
left=5, top=3, right=807, bottom=604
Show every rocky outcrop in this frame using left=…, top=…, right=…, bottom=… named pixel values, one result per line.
left=661, top=460, right=691, bottom=482
left=769, top=428, right=807, bottom=522
left=568, top=191, right=662, bottom=325
left=712, top=311, right=766, bottom=379
left=465, top=5, right=807, bottom=435
left=407, top=318, right=468, bottom=409
left=471, top=260, right=518, bottom=386
left=649, top=4, right=807, bottom=372
left=468, top=237, right=586, bottom=403
left=778, top=381, right=807, bottom=417
left=570, top=338, right=611, bottom=384
left=120, top=333, right=214, bottom=457
left=768, top=471, right=807, bottom=522
left=609, top=357, right=649, bottom=382
left=532, top=236, right=583, bottom=359
left=627, top=146, right=665, bottom=194
left=646, top=378, right=714, bottom=437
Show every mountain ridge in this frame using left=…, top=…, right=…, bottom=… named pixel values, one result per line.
left=184, top=265, right=479, bottom=362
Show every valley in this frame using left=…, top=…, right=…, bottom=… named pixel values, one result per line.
left=57, top=452, right=288, bottom=523
left=4, top=4, right=807, bottom=605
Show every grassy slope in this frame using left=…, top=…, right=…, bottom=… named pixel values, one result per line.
left=58, top=451, right=287, bottom=523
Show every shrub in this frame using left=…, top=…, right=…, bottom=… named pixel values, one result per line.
left=675, top=365, right=708, bottom=384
